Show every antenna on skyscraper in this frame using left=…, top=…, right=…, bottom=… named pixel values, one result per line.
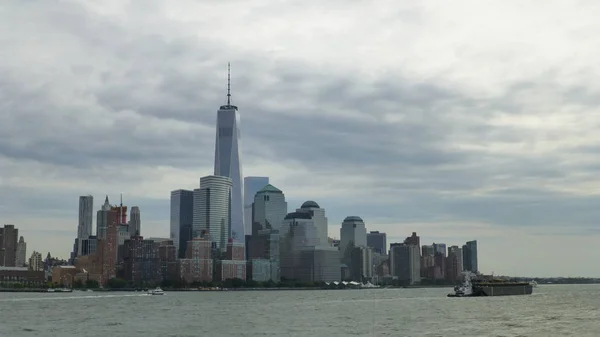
left=227, top=62, right=231, bottom=106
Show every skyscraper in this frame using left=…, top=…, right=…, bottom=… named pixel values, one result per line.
left=244, top=176, right=269, bottom=235
left=77, top=195, right=93, bottom=255
left=366, top=231, right=387, bottom=255
left=0, top=225, right=18, bottom=267
left=170, top=189, right=194, bottom=258
left=16, top=236, right=26, bottom=267
left=96, top=196, right=112, bottom=240
left=462, top=240, right=478, bottom=273
left=251, top=184, right=287, bottom=233
left=195, top=175, right=232, bottom=251
left=129, top=206, right=141, bottom=236
left=294, top=201, right=328, bottom=245
left=340, top=216, right=367, bottom=264
left=214, top=64, right=244, bottom=243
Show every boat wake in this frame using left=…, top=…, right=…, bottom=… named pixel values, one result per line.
left=0, top=293, right=150, bottom=302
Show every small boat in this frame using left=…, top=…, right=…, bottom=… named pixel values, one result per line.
left=448, top=272, right=474, bottom=297
left=529, top=280, right=538, bottom=288
left=149, top=287, right=164, bottom=295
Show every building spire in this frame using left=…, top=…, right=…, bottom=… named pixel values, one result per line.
left=227, top=62, right=231, bottom=106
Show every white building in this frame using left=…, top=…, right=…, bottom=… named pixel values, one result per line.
left=252, top=184, right=287, bottom=233
left=213, top=64, right=244, bottom=242
left=77, top=195, right=93, bottom=255
left=194, top=175, right=232, bottom=251
left=29, top=251, right=43, bottom=272
left=244, top=176, right=269, bottom=235
left=339, top=216, right=367, bottom=263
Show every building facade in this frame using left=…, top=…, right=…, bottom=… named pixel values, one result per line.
left=366, top=231, right=387, bottom=255
left=77, top=195, right=93, bottom=256
left=15, top=236, right=26, bottom=267
left=244, top=176, right=269, bottom=235
left=194, top=175, right=233, bottom=251
left=29, top=251, right=43, bottom=271
left=96, top=196, right=112, bottom=239
left=213, top=65, right=244, bottom=243
left=0, top=224, right=18, bottom=267
left=462, top=240, right=478, bottom=273
left=129, top=206, right=141, bottom=236
left=340, top=216, right=367, bottom=265
left=252, top=184, right=287, bottom=233
left=446, top=245, right=463, bottom=281
left=170, top=189, right=194, bottom=258
left=389, top=243, right=420, bottom=285
left=179, top=237, right=213, bottom=283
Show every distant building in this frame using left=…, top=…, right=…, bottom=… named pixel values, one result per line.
left=366, top=231, right=386, bottom=255
left=0, top=224, right=18, bottom=267
left=389, top=243, right=420, bottom=285
left=462, top=240, right=478, bottom=273
left=446, top=246, right=463, bottom=282
left=123, top=236, right=161, bottom=286
left=194, top=175, right=233, bottom=251
left=244, top=176, right=269, bottom=235
left=98, top=210, right=119, bottom=285
left=77, top=195, right=93, bottom=256
left=96, top=196, right=112, bottom=239
left=129, top=206, right=141, bottom=236
left=15, top=236, right=26, bottom=267
left=340, top=216, right=367, bottom=265
left=432, top=243, right=447, bottom=257
left=297, top=246, right=340, bottom=283
left=170, top=189, right=194, bottom=258
left=294, top=201, right=328, bottom=245
left=0, top=267, right=45, bottom=287
left=248, top=229, right=280, bottom=282
left=80, top=236, right=97, bottom=256
left=404, top=232, right=420, bottom=248
left=252, top=184, right=287, bottom=233
left=215, top=239, right=246, bottom=282
left=29, top=251, right=43, bottom=272
left=350, top=246, right=373, bottom=282
left=179, top=236, right=213, bottom=283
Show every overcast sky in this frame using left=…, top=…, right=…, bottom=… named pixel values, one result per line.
left=1, top=0, right=599, bottom=277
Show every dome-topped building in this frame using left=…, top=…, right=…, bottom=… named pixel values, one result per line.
left=343, top=216, right=363, bottom=222
left=300, top=200, right=320, bottom=209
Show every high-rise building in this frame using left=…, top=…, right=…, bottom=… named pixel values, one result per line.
left=29, top=251, right=43, bottom=271
left=213, top=64, right=244, bottom=243
left=98, top=210, right=119, bottom=285
left=462, top=240, right=478, bottom=273
left=294, top=201, right=328, bottom=245
left=77, top=195, right=93, bottom=255
left=129, top=206, right=141, bottom=236
left=16, top=236, right=26, bottom=267
left=252, top=184, right=287, bottom=233
left=96, top=196, right=112, bottom=240
left=244, top=176, right=269, bottom=235
left=366, top=231, right=387, bottom=255
left=0, top=224, right=18, bottom=267
left=446, top=245, right=463, bottom=281
left=179, top=236, right=213, bottom=283
left=389, top=243, right=420, bottom=285
left=195, top=175, right=233, bottom=251
left=350, top=246, right=374, bottom=282
left=123, top=236, right=161, bottom=286
left=340, top=216, right=367, bottom=264
left=170, top=189, right=194, bottom=258
left=432, top=243, right=447, bottom=257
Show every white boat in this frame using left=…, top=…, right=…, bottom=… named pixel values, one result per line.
left=529, top=280, right=538, bottom=288
left=448, top=272, right=474, bottom=297
left=149, top=287, right=164, bottom=295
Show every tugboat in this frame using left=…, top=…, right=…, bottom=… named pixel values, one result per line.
left=448, top=272, right=533, bottom=297
left=149, top=287, right=164, bottom=295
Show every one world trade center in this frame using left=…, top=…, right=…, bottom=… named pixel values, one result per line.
left=214, top=63, right=245, bottom=243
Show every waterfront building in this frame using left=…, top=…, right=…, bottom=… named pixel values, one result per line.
left=0, top=267, right=45, bottom=287
left=129, top=206, right=141, bottom=236
left=29, top=251, right=43, bottom=271
left=446, top=245, right=463, bottom=282
left=15, top=236, right=26, bottom=267
left=350, top=245, right=374, bottom=282
left=170, top=189, right=194, bottom=258
left=213, top=64, right=244, bottom=243
left=340, top=216, right=367, bottom=265
left=215, top=239, right=246, bottom=281
left=179, top=236, right=213, bottom=283
left=244, top=176, right=269, bottom=235
left=77, top=196, right=93, bottom=256
left=389, top=243, right=420, bottom=285
left=0, top=224, right=18, bottom=267
left=123, top=236, right=161, bottom=286
left=366, top=231, right=387, bottom=255
left=462, top=240, right=478, bottom=273
left=194, top=175, right=233, bottom=251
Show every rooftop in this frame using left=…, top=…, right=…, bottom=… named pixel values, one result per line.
left=343, top=216, right=364, bottom=222
left=300, top=200, right=320, bottom=209
left=256, top=184, right=282, bottom=194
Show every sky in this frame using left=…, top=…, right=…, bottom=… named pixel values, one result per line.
left=1, top=0, right=599, bottom=277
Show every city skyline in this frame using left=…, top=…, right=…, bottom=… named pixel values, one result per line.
left=2, top=0, right=600, bottom=277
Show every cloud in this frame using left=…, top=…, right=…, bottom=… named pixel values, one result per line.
left=1, top=0, right=600, bottom=276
